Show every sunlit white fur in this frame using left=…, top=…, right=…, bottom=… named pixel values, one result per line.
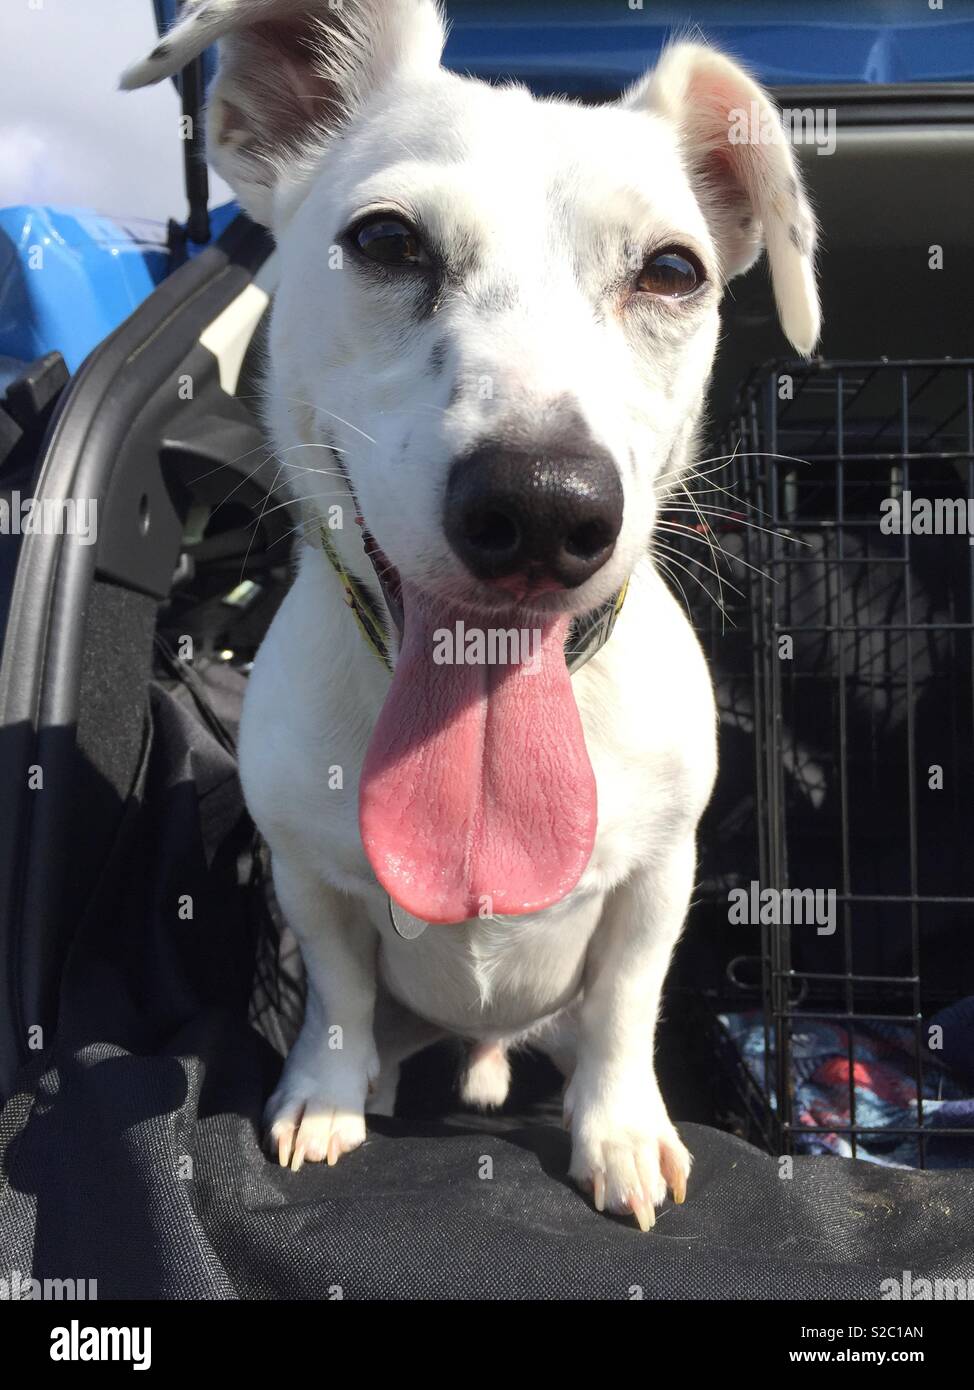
left=124, top=0, right=819, bottom=1222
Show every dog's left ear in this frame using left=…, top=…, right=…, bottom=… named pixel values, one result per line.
left=622, top=41, right=820, bottom=355
left=120, top=0, right=447, bottom=227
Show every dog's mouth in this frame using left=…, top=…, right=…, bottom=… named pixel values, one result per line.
left=360, top=522, right=405, bottom=642
left=356, top=523, right=598, bottom=928
left=360, top=520, right=571, bottom=640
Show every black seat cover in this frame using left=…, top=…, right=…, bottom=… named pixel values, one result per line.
left=2, top=668, right=972, bottom=1300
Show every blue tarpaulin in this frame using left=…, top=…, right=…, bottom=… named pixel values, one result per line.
left=153, top=0, right=974, bottom=92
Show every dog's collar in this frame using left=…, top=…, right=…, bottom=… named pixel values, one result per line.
left=314, top=520, right=628, bottom=675
left=317, top=521, right=393, bottom=664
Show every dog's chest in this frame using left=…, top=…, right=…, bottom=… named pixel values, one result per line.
left=373, top=888, right=606, bottom=1037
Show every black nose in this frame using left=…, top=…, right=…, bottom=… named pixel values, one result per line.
left=444, top=445, right=623, bottom=589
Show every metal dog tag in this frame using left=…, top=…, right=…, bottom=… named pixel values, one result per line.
left=389, top=897, right=429, bottom=940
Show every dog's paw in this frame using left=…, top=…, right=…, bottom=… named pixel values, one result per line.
left=263, top=1081, right=366, bottom=1172
left=460, top=1042, right=511, bottom=1110
left=566, top=1091, right=691, bottom=1231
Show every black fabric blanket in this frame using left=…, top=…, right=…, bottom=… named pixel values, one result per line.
left=2, top=672, right=973, bottom=1300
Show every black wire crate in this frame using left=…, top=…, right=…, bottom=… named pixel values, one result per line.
left=670, top=358, right=974, bottom=1169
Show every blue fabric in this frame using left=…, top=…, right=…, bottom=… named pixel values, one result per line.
left=154, top=1, right=974, bottom=101
left=0, top=202, right=238, bottom=374
left=721, top=1006, right=974, bottom=1169
left=443, top=2, right=974, bottom=93
left=0, top=206, right=168, bottom=374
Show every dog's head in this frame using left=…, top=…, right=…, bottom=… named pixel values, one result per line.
left=125, top=1, right=820, bottom=923
left=124, top=0, right=818, bottom=620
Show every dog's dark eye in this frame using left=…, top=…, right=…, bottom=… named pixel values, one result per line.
left=351, top=216, right=430, bottom=268
left=636, top=248, right=704, bottom=298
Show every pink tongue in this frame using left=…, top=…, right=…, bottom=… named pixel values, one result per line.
left=359, top=581, right=597, bottom=925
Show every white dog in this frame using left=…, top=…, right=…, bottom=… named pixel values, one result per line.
left=125, top=0, right=818, bottom=1229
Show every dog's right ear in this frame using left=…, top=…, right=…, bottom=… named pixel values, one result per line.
left=120, top=0, right=447, bottom=227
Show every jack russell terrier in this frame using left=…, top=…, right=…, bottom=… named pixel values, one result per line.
left=124, top=0, right=819, bottom=1230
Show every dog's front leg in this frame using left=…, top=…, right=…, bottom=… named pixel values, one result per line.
left=566, top=837, right=695, bottom=1230
left=263, top=858, right=379, bottom=1171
